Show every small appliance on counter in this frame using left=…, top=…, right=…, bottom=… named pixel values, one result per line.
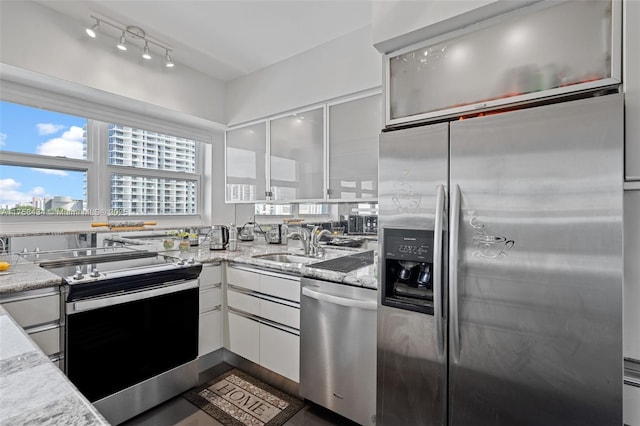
left=347, top=215, right=378, bottom=235
left=265, top=224, right=288, bottom=244
left=239, top=222, right=255, bottom=241
left=209, top=225, right=229, bottom=250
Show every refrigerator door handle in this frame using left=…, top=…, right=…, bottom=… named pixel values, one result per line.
left=433, top=184, right=445, bottom=357
left=449, top=183, right=461, bottom=364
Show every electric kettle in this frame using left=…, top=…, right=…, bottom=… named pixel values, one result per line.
left=209, top=225, right=229, bottom=250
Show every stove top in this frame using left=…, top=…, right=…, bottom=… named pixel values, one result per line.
left=20, top=247, right=202, bottom=301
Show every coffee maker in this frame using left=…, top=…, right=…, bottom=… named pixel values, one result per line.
left=380, top=228, right=437, bottom=314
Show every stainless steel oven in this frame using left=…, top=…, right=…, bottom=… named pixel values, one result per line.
left=29, top=247, right=202, bottom=425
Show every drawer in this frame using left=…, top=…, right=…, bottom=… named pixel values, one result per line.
left=260, top=323, right=300, bottom=383
left=227, top=267, right=260, bottom=291
left=228, top=311, right=260, bottom=364
left=260, top=299, right=299, bottom=329
left=200, top=264, right=222, bottom=288
left=624, top=383, right=640, bottom=426
left=227, top=289, right=260, bottom=316
left=199, top=308, right=222, bottom=357
left=2, top=293, right=60, bottom=328
left=199, top=287, right=222, bottom=313
left=260, top=274, right=300, bottom=302
left=28, top=326, right=61, bottom=356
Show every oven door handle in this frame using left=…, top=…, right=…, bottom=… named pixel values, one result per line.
left=68, top=280, right=199, bottom=314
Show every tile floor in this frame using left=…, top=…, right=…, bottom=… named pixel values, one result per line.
left=121, top=364, right=359, bottom=426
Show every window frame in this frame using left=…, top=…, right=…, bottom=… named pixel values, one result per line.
left=0, top=80, right=213, bottom=228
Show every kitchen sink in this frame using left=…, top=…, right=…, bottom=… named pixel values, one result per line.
left=251, top=253, right=317, bottom=264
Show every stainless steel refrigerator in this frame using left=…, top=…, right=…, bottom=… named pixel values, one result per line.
left=377, top=94, right=623, bottom=425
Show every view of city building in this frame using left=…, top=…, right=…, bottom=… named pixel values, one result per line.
left=108, top=125, right=198, bottom=215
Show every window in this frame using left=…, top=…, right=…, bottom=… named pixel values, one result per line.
left=106, top=123, right=200, bottom=215
left=0, top=165, right=86, bottom=215
left=0, top=100, right=204, bottom=220
left=0, top=101, right=88, bottom=159
left=0, top=101, right=89, bottom=217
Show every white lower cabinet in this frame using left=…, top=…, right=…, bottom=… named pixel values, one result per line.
left=199, top=308, right=222, bottom=357
left=260, top=323, right=300, bottom=382
left=28, top=326, right=61, bottom=356
left=199, top=264, right=223, bottom=358
left=226, top=266, right=301, bottom=383
left=625, top=384, right=640, bottom=426
left=0, top=287, right=62, bottom=360
left=228, top=311, right=260, bottom=364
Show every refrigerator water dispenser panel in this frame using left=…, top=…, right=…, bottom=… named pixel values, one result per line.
left=382, top=228, right=436, bottom=314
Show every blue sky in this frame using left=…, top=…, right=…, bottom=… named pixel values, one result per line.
left=0, top=101, right=87, bottom=208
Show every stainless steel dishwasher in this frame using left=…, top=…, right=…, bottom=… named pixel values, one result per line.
left=300, top=277, right=377, bottom=426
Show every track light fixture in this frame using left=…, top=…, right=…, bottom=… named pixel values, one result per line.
left=165, top=50, right=174, bottom=68
left=142, top=42, right=151, bottom=60
left=85, top=19, right=99, bottom=38
left=117, top=31, right=127, bottom=51
left=84, top=15, right=174, bottom=68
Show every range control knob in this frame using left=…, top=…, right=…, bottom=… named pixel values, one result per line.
left=187, top=257, right=195, bottom=264
left=176, top=258, right=185, bottom=266
left=90, top=268, right=100, bottom=278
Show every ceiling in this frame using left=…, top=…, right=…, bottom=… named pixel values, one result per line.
left=35, top=0, right=373, bottom=82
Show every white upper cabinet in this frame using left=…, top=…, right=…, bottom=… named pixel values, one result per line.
left=225, top=92, right=382, bottom=203
left=386, top=0, right=620, bottom=126
left=328, top=94, right=381, bottom=201
left=373, top=0, right=499, bottom=53
left=226, top=122, right=267, bottom=202
left=269, top=107, right=325, bottom=201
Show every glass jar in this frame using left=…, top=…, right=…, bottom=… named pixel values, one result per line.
left=179, top=237, right=190, bottom=252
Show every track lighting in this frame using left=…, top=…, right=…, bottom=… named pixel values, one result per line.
left=165, top=50, right=174, bottom=68
left=85, top=20, right=99, bottom=38
left=84, top=15, right=174, bottom=68
left=117, top=32, right=127, bottom=51
left=142, top=42, right=151, bottom=60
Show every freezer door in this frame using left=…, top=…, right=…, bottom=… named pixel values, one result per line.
left=449, top=94, right=623, bottom=425
left=377, top=124, right=448, bottom=425
left=378, top=123, right=449, bottom=230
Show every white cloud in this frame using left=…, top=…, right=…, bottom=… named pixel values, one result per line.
left=0, top=178, right=21, bottom=191
left=32, top=168, right=69, bottom=176
left=0, top=179, right=49, bottom=208
left=36, top=123, right=66, bottom=135
left=32, top=186, right=46, bottom=196
left=0, top=133, right=6, bottom=146
left=36, top=126, right=85, bottom=159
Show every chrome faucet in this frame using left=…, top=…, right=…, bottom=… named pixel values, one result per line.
left=309, top=226, right=332, bottom=257
left=287, top=227, right=311, bottom=255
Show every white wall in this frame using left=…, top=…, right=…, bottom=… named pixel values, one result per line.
left=225, top=25, right=381, bottom=125
left=0, top=0, right=225, bottom=124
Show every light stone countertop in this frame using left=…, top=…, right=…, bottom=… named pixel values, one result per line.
left=0, top=237, right=377, bottom=296
left=118, top=237, right=378, bottom=289
left=0, top=260, right=62, bottom=295
left=0, top=305, right=109, bottom=425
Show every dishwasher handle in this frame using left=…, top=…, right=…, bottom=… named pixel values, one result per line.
left=302, top=286, right=377, bottom=311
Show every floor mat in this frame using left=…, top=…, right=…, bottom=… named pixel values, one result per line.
left=182, top=368, right=304, bottom=426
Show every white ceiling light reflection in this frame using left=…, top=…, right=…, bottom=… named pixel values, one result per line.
left=449, top=45, right=468, bottom=64
left=506, top=25, right=528, bottom=49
